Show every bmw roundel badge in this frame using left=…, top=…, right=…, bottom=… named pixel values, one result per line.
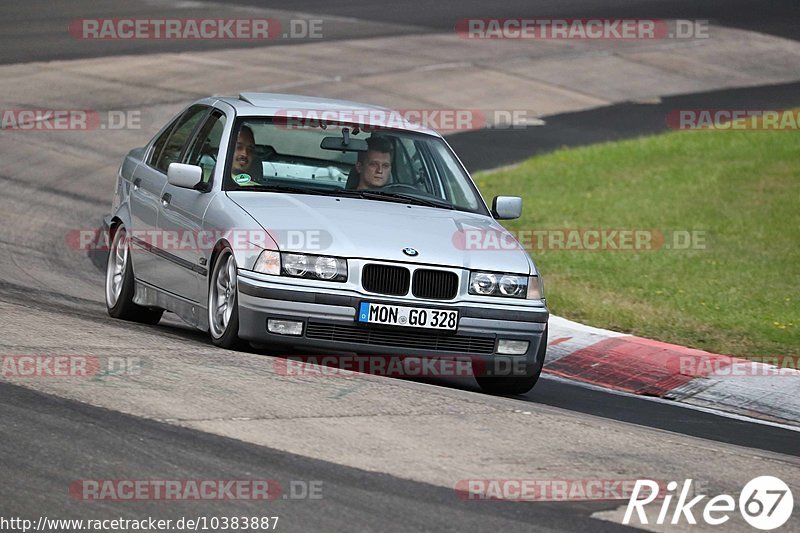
left=402, top=247, right=419, bottom=257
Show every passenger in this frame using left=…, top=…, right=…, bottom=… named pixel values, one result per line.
left=353, top=136, right=394, bottom=190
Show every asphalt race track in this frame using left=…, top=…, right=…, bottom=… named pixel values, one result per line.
left=449, top=80, right=800, bottom=171
left=1, top=1, right=798, bottom=531
left=1, top=0, right=796, bottom=64
left=0, top=382, right=628, bottom=532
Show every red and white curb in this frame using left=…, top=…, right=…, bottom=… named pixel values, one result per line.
left=544, top=316, right=800, bottom=427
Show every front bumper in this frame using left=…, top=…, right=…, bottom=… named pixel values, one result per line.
left=237, top=273, right=549, bottom=377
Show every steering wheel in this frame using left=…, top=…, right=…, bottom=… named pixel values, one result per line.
left=380, top=183, right=419, bottom=193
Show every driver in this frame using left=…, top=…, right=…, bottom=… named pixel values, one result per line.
left=354, top=136, right=393, bottom=190
left=231, top=125, right=262, bottom=185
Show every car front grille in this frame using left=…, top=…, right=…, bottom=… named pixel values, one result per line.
left=305, top=322, right=496, bottom=354
left=361, top=264, right=410, bottom=296
left=412, top=269, right=458, bottom=300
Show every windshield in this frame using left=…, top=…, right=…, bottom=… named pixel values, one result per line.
left=223, top=118, right=488, bottom=215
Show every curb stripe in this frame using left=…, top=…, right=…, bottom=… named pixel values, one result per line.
left=544, top=316, right=800, bottom=426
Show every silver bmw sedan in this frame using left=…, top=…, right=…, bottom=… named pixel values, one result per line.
left=104, top=93, right=548, bottom=394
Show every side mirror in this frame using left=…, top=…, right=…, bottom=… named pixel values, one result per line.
left=167, top=163, right=203, bottom=189
left=491, top=196, right=522, bottom=220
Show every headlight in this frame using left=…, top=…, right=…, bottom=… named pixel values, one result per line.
left=283, top=253, right=309, bottom=276
left=469, top=271, right=530, bottom=299
left=499, top=275, right=524, bottom=296
left=470, top=272, right=497, bottom=295
left=314, top=256, right=340, bottom=280
left=281, top=252, right=347, bottom=282
left=253, top=250, right=280, bottom=275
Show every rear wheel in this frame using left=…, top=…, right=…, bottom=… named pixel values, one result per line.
left=476, top=326, right=547, bottom=395
left=105, top=225, right=163, bottom=324
left=208, top=248, right=246, bottom=349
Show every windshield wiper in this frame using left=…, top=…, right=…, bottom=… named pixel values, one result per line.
left=353, top=190, right=455, bottom=209
left=229, top=184, right=345, bottom=196
left=229, top=184, right=455, bottom=209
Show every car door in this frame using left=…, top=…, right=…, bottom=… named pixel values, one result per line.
left=132, top=104, right=209, bottom=287
left=157, top=109, right=227, bottom=302
left=128, top=114, right=180, bottom=284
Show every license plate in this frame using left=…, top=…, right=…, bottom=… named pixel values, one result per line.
left=357, top=302, right=458, bottom=331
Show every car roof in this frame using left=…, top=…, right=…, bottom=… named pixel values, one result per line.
left=213, top=92, right=441, bottom=137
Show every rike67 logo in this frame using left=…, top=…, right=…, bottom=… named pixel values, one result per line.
left=624, top=476, right=794, bottom=530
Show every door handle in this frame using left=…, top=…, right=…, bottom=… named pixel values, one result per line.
left=133, top=178, right=142, bottom=190
left=161, top=192, right=172, bottom=207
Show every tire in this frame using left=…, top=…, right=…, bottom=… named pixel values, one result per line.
left=208, top=248, right=246, bottom=349
left=105, top=224, right=164, bottom=325
left=476, top=326, right=547, bottom=395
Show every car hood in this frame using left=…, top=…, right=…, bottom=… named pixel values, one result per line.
left=226, top=192, right=532, bottom=273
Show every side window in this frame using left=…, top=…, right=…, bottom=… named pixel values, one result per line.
left=389, top=137, right=413, bottom=185
left=153, top=105, right=208, bottom=173
left=185, top=111, right=227, bottom=184
left=147, top=117, right=180, bottom=167
left=396, top=137, right=435, bottom=193
left=429, top=141, right=478, bottom=210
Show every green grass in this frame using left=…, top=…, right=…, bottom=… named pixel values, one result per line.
left=474, top=129, right=800, bottom=358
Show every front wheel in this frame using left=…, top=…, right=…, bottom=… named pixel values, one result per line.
left=208, top=248, right=246, bottom=349
left=105, top=224, right=163, bottom=324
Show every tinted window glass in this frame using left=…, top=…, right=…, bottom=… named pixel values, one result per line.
left=223, top=118, right=487, bottom=215
left=147, top=117, right=180, bottom=167
left=185, top=111, right=226, bottom=184
left=154, top=105, right=208, bottom=173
